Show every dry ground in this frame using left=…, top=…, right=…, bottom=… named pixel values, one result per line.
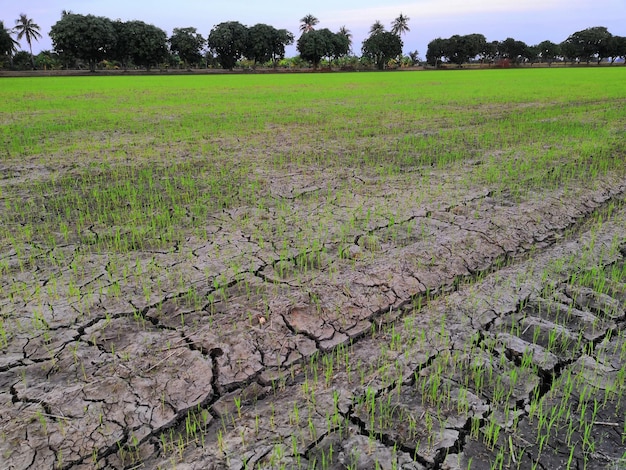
left=1, top=147, right=626, bottom=470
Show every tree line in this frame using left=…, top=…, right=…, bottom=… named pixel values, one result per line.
left=427, top=27, right=626, bottom=66
left=0, top=11, right=410, bottom=71
left=48, top=12, right=296, bottom=71
left=1, top=11, right=625, bottom=72
left=0, top=12, right=292, bottom=71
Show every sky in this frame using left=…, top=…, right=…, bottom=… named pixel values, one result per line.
left=2, top=0, right=625, bottom=59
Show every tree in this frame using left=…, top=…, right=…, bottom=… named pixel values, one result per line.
left=391, top=13, right=410, bottom=37
left=296, top=28, right=338, bottom=68
left=426, top=38, right=447, bottom=66
left=169, top=27, right=206, bottom=68
left=299, top=14, right=319, bottom=34
left=445, top=35, right=470, bottom=66
left=536, top=40, right=560, bottom=66
left=110, top=20, right=131, bottom=68
left=369, top=20, right=385, bottom=35
left=12, top=50, right=32, bottom=70
left=426, top=34, right=487, bottom=67
left=50, top=13, right=116, bottom=71
left=560, top=39, right=579, bottom=64
left=338, top=26, right=352, bottom=53
left=14, top=14, right=42, bottom=69
left=35, top=50, right=61, bottom=70
left=362, top=31, right=403, bottom=70
left=465, top=34, right=488, bottom=63
left=204, top=50, right=218, bottom=68
left=441, top=34, right=486, bottom=66
left=331, top=30, right=350, bottom=61
left=498, top=37, right=528, bottom=64
left=606, top=35, right=626, bottom=64
left=0, top=21, right=19, bottom=66
left=121, top=21, right=168, bottom=70
left=244, top=24, right=294, bottom=67
left=442, top=36, right=465, bottom=66
left=564, top=26, right=612, bottom=64
left=271, top=29, right=295, bottom=66
left=208, top=21, right=248, bottom=69
left=246, top=24, right=278, bottom=66
left=523, top=44, right=540, bottom=65
left=478, top=40, right=498, bottom=64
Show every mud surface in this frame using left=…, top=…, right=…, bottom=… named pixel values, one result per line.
left=2, top=165, right=626, bottom=469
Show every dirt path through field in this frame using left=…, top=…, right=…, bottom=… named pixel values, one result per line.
left=1, top=166, right=626, bottom=469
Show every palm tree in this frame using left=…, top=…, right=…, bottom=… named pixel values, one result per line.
left=14, top=13, right=42, bottom=69
left=338, top=26, right=352, bottom=53
left=391, top=13, right=410, bottom=37
left=299, top=14, right=319, bottom=34
left=0, top=21, right=19, bottom=65
left=369, top=20, right=385, bottom=35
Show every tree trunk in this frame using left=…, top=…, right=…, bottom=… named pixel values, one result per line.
left=29, top=42, right=35, bottom=70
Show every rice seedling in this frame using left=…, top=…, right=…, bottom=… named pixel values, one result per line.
left=2, top=67, right=626, bottom=469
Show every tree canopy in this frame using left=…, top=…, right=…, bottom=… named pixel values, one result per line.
left=14, top=13, right=42, bottom=69
left=562, top=26, right=613, bottom=64
left=338, top=26, right=352, bottom=53
left=50, top=13, right=116, bottom=71
left=208, top=21, right=248, bottom=69
left=369, top=21, right=385, bottom=35
left=0, top=21, right=18, bottom=62
left=121, top=21, right=168, bottom=70
left=391, top=14, right=410, bottom=37
left=498, top=37, right=529, bottom=64
left=606, top=35, right=626, bottom=64
left=299, top=14, right=319, bottom=34
left=427, top=35, right=569, bottom=67
left=169, top=27, right=206, bottom=67
left=297, top=28, right=348, bottom=68
left=536, top=40, right=561, bottom=65
left=425, top=38, right=446, bottom=67
left=245, top=24, right=294, bottom=66
left=426, top=34, right=487, bottom=66
left=362, top=31, right=402, bottom=69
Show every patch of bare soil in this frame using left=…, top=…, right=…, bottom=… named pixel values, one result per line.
left=1, top=167, right=626, bottom=469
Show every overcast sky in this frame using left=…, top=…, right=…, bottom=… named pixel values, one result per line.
left=3, top=0, right=625, bottom=58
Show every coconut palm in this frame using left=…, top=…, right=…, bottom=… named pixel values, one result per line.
left=299, top=14, right=319, bottom=34
left=0, top=21, right=19, bottom=65
left=369, top=20, right=385, bottom=35
left=14, top=13, right=42, bottom=69
left=391, top=13, right=410, bottom=37
left=338, top=26, right=352, bottom=53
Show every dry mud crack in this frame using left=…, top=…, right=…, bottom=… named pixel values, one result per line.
left=2, top=175, right=626, bottom=469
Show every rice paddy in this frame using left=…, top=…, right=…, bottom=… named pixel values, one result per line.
left=1, top=67, right=626, bottom=469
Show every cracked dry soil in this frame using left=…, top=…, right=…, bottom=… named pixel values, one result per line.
left=1, top=164, right=626, bottom=470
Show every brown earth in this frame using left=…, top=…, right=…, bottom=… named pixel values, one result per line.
left=1, top=162, right=626, bottom=469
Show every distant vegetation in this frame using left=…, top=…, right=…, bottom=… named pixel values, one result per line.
left=1, top=11, right=625, bottom=71
left=426, top=27, right=626, bottom=67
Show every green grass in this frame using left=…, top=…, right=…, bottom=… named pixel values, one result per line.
left=2, top=69, right=625, bottom=164
left=2, top=68, right=625, bottom=257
